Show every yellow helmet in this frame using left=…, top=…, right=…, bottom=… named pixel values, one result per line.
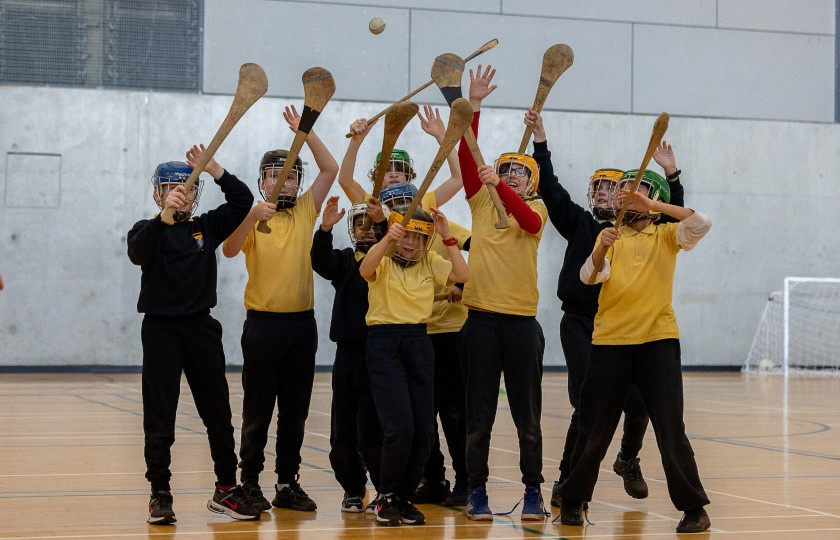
left=387, top=208, right=435, bottom=267
left=494, top=153, right=540, bottom=199
left=588, top=168, right=623, bottom=220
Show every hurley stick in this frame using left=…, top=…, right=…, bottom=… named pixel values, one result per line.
left=345, top=38, right=498, bottom=138
left=384, top=98, right=473, bottom=257
left=361, top=101, right=419, bottom=230
left=431, top=53, right=509, bottom=229
left=258, top=67, right=335, bottom=234
left=161, top=63, right=268, bottom=225
left=585, top=112, right=670, bottom=285
left=518, top=44, right=574, bottom=153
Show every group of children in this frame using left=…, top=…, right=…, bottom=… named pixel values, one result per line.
left=127, top=64, right=712, bottom=533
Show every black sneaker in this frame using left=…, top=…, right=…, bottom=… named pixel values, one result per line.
left=241, top=479, right=271, bottom=512
left=272, top=478, right=317, bottom=511
left=560, top=499, right=584, bottom=526
left=375, top=493, right=401, bottom=526
left=366, top=493, right=380, bottom=515
left=147, top=491, right=176, bottom=525
left=550, top=479, right=563, bottom=508
left=613, top=456, right=649, bottom=499
left=444, top=480, right=469, bottom=506
left=207, top=485, right=260, bottom=521
left=412, top=479, right=450, bottom=503
left=341, top=491, right=365, bottom=513
left=676, top=507, right=711, bottom=533
left=399, top=498, right=426, bottom=525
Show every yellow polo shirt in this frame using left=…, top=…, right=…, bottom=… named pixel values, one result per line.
left=462, top=188, right=547, bottom=316
left=241, top=190, right=318, bottom=312
left=426, top=219, right=470, bottom=334
left=365, top=250, right=453, bottom=326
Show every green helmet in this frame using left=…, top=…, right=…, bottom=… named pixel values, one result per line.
left=368, top=148, right=416, bottom=181
left=615, top=169, right=670, bottom=223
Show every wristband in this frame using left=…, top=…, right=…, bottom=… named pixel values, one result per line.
left=666, top=169, right=681, bottom=182
left=442, top=236, right=458, bottom=246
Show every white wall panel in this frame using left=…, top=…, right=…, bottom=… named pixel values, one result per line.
left=502, top=0, right=717, bottom=26
left=718, top=0, right=835, bottom=34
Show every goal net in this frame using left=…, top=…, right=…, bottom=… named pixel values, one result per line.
left=744, top=277, right=840, bottom=376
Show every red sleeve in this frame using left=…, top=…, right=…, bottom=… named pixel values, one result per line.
left=458, top=111, right=481, bottom=199
left=495, top=181, right=542, bottom=234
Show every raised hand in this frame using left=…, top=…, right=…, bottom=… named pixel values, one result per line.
left=430, top=207, right=450, bottom=237
left=249, top=201, right=277, bottom=222
left=283, top=104, right=301, bottom=132
left=477, top=164, right=499, bottom=187
left=366, top=196, right=386, bottom=223
left=387, top=222, right=405, bottom=243
left=524, top=108, right=546, bottom=142
left=418, top=105, right=445, bottom=142
left=321, top=196, right=346, bottom=231
left=164, top=184, right=190, bottom=211
left=186, top=143, right=223, bottom=179
left=653, top=140, right=677, bottom=176
left=348, top=117, right=377, bottom=141
left=468, top=64, right=498, bottom=106
left=617, top=188, right=655, bottom=213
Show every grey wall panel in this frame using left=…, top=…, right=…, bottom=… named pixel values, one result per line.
left=409, top=10, right=633, bottom=113
left=501, top=0, right=717, bottom=26
left=718, top=0, right=835, bottom=34
left=282, top=0, right=500, bottom=12
left=633, top=24, right=834, bottom=122
left=204, top=0, right=411, bottom=102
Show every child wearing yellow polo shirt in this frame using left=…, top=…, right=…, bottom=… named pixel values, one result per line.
left=559, top=172, right=712, bottom=534
left=359, top=207, right=469, bottom=527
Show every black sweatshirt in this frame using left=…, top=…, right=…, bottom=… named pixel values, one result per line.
left=127, top=170, right=253, bottom=317
left=310, top=228, right=372, bottom=349
left=533, top=140, right=684, bottom=318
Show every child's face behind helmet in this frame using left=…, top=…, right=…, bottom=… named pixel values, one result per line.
left=494, top=153, right=540, bottom=199
left=151, top=161, right=202, bottom=222
left=614, top=169, right=670, bottom=224
left=388, top=208, right=434, bottom=267
left=369, top=149, right=415, bottom=188
left=259, top=150, right=304, bottom=209
left=379, top=183, right=418, bottom=214
left=348, top=202, right=377, bottom=253
left=587, top=168, right=623, bottom=221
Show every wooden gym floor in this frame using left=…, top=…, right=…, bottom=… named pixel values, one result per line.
left=1, top=371, right=839, bottom=539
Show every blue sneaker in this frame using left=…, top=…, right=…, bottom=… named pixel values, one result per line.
left=521, top=485, right=549, bottom=521
left=464, top=486, right=492, bottom=521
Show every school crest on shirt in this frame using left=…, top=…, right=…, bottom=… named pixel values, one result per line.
left=192, top=231, right=205, bottom=250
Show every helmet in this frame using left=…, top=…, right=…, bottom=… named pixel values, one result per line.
left=151, top=161, right=202, bottom=222
left=494, top=153, right=540, bottom=199
left=368, top=148, right=416, bottom=182
left=614, top=169, right=670, bottom=224
left=347, top=202, right=377, bottom=253
left=379, top=183, right=418, bottom=212
left=259, top=149, right=304, bottom=209
left=388, top=207, right=435, bottom=267
left=587, top=168, right=623, bottom=221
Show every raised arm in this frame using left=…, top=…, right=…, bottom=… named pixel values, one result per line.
left=360, top=224, right=402, bottom=279
left=580, top=227, right=620, bottom=285
left=458, top=65, right=497, bottom=200
left=311, top=196, right=348, bottom=280
left=283, top=105, right=338, bottom=211
left=653, top=139, right=685, bottom=223
left=431, top=208, right=469, bottom=283
left=338, top=118, right=377, bottom=203
left=418, top=105, right=462, bottom=206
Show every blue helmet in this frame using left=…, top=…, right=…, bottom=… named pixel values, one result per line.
left=151, top=161, right=202, bottom=222
left=379, top=183, right=418, bottom=212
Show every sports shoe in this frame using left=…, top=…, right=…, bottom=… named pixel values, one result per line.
left=676, top=507, right=711, bottom=533
left=272, top=477, right=317, bottom=511
left=147, top=490, right=176, bottom=525
left=375, top=493, right=401, bottom=526
left=445, top=480, right=469, bottom=506
left=207, top=485, right=260, bottom=521
left=412, top=479, right=450, bottom=503
left=521, top=485, right=549, bottom=521
left=464, top=486, right=492, bottom=521
left=241, top=479, right=271, bottom=512
left=341, top=491, right=365, bottom=513
left=366, top=493, right=380, bottom=515
left=399, top=498, right=426, bottom=525
left=613, top=455, right=649, bottom=499
left=560, top=499, right=584, bottom=526
left=550, top=479, right=563, bottom=508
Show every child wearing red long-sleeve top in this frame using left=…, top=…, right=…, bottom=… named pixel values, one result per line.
left=456, top=65, right=549, bottom=522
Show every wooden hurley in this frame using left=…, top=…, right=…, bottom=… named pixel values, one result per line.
left=257, top=67, right=335, bottom=233
left=585, top=112, right=670, bottom=285
left=518, top=44, right=574, bottom=154
left=345, top=38, right=498, bottom=138
left=384, top=98, right=474, bottom=257
left=431, top=52, right=509, bottom=229
left=161, top=63, right=268, bottom=225
left=361, top=101, right=419, bottom=230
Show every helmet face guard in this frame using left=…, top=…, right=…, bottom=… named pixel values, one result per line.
left=152, top=161, right=202, bottom=222
left=614, top=169, right=670, bottom=224
left=379, top=183, right=418, bottom=213
left=388, top=208, right=434, bottom=267
left=347, top=202, right=377, bottom=253
left=587, top=168, right=623, bottom=221
left=259, top=150, right=304, bottom=209
left=494, top=153, right=539, bottom=199
left=368, top=148, right=416, bottom=184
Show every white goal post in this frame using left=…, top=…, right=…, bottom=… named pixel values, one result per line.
left=744, top=277, right=840, bottom=376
